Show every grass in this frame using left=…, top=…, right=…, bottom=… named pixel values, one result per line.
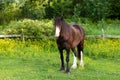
left=0, top=18, right=120, bottom=80
left=0, top=39, right=120, bottom=80
left=69, top=19, right=120, bottom=35
left=0, top=54, right=120, bottom=80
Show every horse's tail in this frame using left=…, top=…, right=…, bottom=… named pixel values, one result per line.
left=77, top=26, right=85, bottom=60
left=77, top=43, right=84, bottom=60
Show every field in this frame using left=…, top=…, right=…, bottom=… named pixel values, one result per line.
left=0, top=55, right=120, bottom=80
left=0, top=39, right=120, bottom=80
left=0, top=1, right=120, bottom=79
left=0, top=18, right=120, bottom=80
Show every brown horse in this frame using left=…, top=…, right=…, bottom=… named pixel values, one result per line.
left=54, top=17, right=85, bottom=73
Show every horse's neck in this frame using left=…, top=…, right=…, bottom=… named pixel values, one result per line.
left=62, top=22, right=69, bottom=30
left=60, top=23, right=70, bottom=40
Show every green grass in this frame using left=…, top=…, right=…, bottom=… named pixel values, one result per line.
left=70, top=19, right=120, bottom=35
left=0, top=54, right=120, bottom=80
left=0, top=39, right=120, bottom=80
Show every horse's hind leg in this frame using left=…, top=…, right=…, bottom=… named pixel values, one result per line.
left=77, top=43, right=84, bottom=67
left=71, top=48, right=77, bottom=69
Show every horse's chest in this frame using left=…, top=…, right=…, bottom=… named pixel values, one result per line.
left=56, top=38, right=70, bottom=49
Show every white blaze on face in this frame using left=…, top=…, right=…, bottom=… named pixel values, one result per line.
left=55, top=26, right=60, bottom=37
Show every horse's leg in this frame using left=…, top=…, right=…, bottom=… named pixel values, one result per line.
left=71, top=48, right=77, bottom=69
left=59, top=48, right=65, bottom=71
left=65, top=49, right=70, bottom=73
left=77, top=43, right=84, bottom=67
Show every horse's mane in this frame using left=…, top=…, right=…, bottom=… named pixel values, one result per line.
left=55, top=17, right=68, bottom=27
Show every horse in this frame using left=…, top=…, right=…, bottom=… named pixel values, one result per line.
left=54, top=17, right=85, bottom=73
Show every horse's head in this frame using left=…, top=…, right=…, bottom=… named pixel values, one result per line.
left=54, top=17, right=64, bottom=38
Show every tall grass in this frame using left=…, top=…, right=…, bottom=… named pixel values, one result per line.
left=75, top=18, right=120, bottom=35
left=85, top=38, right=120, bottom=58
left=0, top=39, right=119, bottom=58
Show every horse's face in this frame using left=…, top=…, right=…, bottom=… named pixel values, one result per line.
left=54, top=17, right=63, bottom=38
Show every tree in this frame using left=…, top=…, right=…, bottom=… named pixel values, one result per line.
left=45, top=0, right=73, bottom=18
left=77, top=0, right=111, bottom=21
left=0, top=0, right=22, bottom=24
left=109, top=0, right=120, bottom=19
left=21, top=0, right=48, bottom=20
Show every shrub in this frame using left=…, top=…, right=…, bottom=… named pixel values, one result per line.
left=3, top=19, right=54, bottom=39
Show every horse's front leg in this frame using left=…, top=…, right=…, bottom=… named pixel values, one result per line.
left=65, top=49, right=70, bottom=73
left=59, top=48, right=65, bottom=71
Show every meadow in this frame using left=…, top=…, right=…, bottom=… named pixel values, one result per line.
left=0, top=39, right=120, bottom=80
left=0, top=19, right=120, bottom=80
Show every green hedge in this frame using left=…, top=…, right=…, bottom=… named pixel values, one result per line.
left=1, top=18, right=120, bottom=40
left=2, top=19, right=54, bottom=39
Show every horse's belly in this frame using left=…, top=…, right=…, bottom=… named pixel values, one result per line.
left=72, top=36, right=81, bottom=47
left=72, top=41, right=80, bottom=47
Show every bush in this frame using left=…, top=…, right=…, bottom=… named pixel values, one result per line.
left=3, top=19, right=54, bottom=39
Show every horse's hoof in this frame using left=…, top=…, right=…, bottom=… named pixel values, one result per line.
left=65, top=69, right=70, bottom=74
left=71, top=65, right=77, bottom=69
left=65, top=71, right=70, bottom=74
left=59, top=67, right=65, bottom=71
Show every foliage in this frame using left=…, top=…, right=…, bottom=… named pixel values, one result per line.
left=0, top=0, right=22, bottom=24
left=1, top=18, right=120, bottom=38
left=2, top=19, right=53, bottom=39
left=85, top=39, right=120, bottom=58
left=45, top=0, right=73, bottom=18
left=76, top=0, right=110, bottom=21
left=67, top=18, right=120, bottom=35
left=0, top=0, right=119, bottom=24
left=21, top=0, right=48, bottom=20
left=0, top=38, right=120, bottom=79
left=0, top=39, right=56, bottom=57
left=0, top=39, right=119, bottom=58
left=109, top=0, right=120, bottom=19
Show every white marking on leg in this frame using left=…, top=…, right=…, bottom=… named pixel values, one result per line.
left=80, top=51, right=84, bottom=67
left=71, top=53, right=77, bottom=69
left=55, top=26, right=60, bottom=37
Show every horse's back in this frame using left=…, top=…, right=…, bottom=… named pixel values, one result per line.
left=73, top=24, right=84, bottom=32
left=70, top=24, right=85, bottom=47
left=71, top=24, right=84, bottom=38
